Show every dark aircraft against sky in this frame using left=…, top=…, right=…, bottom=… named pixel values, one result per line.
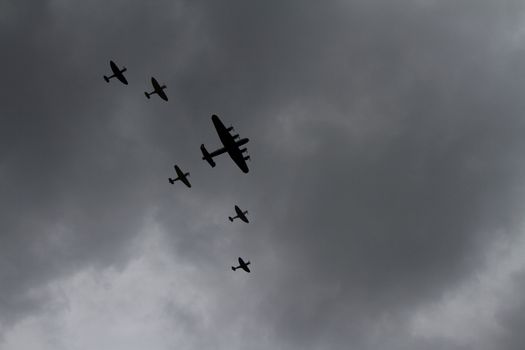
left=201, top=114, right=250, bottom=173
left=104, top=61, right=254, bottom=273
left=168, top=165, right=191, bottom=188
left=103, top=60, right=128, bottom=85
left=229, top=205, right=249, bottom=223
left=144, top=77, right=168, bottom=101
left=231, top=257, right=251, bottom=273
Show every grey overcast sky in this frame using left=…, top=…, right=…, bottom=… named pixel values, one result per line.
left=1, top=0, right=525, bottom=349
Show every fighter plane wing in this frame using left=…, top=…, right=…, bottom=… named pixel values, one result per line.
left=115, top=74, right=128, bottom=85
left=151, top=77, right=168, bottom=101
left=180, top=177, right=191, bottom=188
left=108, top=60, right=128, bottom=84
left=157, top=88, right=168, bottom=101
left=174, top=165, right=191, bottom=188
left=234, top=205, right=249, bottom=223
left=238, top=257, right=251, bottom=273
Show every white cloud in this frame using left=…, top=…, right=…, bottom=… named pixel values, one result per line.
left=410, top=230, right=525, bottom=348
left=1, top=223, right=211, bottom=350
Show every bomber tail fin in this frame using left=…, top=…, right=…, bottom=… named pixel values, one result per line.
left=200, top=144, right=216, bottom=167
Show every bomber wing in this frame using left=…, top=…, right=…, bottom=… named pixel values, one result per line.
left=212, top=115, right=250, bottom=173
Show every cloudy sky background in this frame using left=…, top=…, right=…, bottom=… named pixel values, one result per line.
left=2, top=0, right=525, bottom=349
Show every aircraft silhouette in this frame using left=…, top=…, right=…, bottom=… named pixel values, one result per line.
left=229, top=205, right=249, bottom=223
left=201, top=115, right=250, bottom=173
left=103, top=60, right=128, bottom=85
left=168, top=165, right=191, bottom=188
left=144, top=77, right=168, bottom=101
left=231, top=257, right=251, bottom=273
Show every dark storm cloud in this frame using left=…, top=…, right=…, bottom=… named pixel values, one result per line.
left=164, top=1, right=525, bottom=348
left=1, top=0, right=525, bottom=349
left=0, top=0, right=202, bottom=327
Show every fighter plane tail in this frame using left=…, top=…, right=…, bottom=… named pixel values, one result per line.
left=231, top=266, right=237, bottom=271
left=103, top=75, right=110, bottom=83
left=144, top=92, right=150, bottom=99
left=168, top=178, right=175, bottom=184
left=228, top=216, right=234, bottom=222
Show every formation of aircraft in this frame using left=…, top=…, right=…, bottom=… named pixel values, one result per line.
left=103, top=60, right=128, bottom=85
left=145, top=77, right=168, bottom=101
left=104, top=60, right=253, bottom=273
left=231, top=257, right=251, bottom=273
left=229, top=205, right=249, bottom=223
left=169, top=165, right=191, bottom=188
left=201, top=114, right=250, bottom=173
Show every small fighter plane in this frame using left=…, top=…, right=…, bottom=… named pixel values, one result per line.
left=229, top=205, right=249, bottom=223
left=201, top=115, right=250, bottom=173
left=231, top=257, right=251, bottom=273
left=103, top=60, right=128, bottom=85
left=168, top=165, right=191, bottom=188
left=144, top=77, right=168, bottom=101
